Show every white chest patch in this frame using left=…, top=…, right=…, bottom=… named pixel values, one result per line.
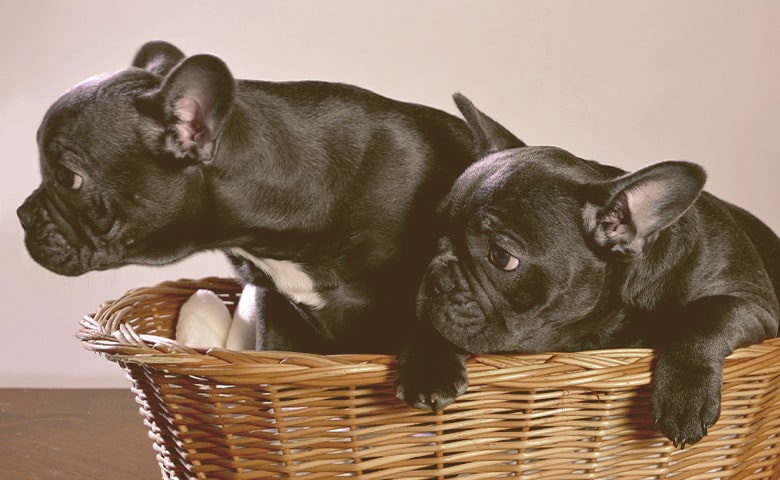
left=230, top=248, right=326, bottom=310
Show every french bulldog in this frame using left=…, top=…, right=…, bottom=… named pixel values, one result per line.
left=398, top=94, right=780, bottom=448
left=16, top=40, right=476, bottom=355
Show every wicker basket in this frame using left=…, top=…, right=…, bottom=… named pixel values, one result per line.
left=78, top=277, right=780, bottom=480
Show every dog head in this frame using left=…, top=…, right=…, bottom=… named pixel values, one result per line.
left=418, top=94, right=706, bottom=353
left=17, top=41, right=236, bottom=276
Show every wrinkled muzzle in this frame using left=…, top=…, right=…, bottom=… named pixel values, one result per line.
left=417, top=250, right=491, bottom=352
left=17, top=189, right=115, bottom=276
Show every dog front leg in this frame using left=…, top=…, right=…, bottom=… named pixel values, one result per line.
left=394, top=323, right=469, bottom=411
left=253, top=287, right=335, bottom=353
left=649, top=294, right=775, bottom=448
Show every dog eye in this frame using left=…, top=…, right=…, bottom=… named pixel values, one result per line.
left=55, top=167, right=83, bottom=190
left=488, top=245, right=519, bottom=271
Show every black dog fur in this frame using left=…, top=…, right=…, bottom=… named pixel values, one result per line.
left=399, top=94, right=780, bottom=448
left=17, top=41, right=475, bottom=355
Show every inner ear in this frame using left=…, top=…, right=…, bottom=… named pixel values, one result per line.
left=586, top=161, right=706, bottom=256
left=171, top=95, right=211, bottom=159
left=152, top=54, right=235, bottom=163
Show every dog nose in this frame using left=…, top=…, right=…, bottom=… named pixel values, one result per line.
left=17, top=198, right=36, bottom=229
left=425, top=257, right=457, bottom=297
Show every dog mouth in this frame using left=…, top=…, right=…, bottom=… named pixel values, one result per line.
left=420, top=295, right=494, bottom=352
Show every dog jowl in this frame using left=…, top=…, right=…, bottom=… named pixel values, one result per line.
left=400, top=94, right=780, bottom=448
left=17, top=41, right=475, bottom=355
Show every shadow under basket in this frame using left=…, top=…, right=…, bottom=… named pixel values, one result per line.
left=78, top=277, right=780, bottom=480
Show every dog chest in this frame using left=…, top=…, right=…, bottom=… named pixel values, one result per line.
left=230, top=248, right=325, bottom=309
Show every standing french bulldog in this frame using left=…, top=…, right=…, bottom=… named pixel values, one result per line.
left=397, top=94, right=780, bottom=448
left=17, top=41, right=475, bottom=355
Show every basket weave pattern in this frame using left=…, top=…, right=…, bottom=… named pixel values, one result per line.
left=78, top=277, right=780, bottom=479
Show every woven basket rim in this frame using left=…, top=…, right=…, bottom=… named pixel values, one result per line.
left=78, top=276, right=780, bottom=389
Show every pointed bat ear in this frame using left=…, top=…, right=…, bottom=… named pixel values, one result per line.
left=584, top=161, right=706, bottom=257
left=132, top=40, right=186, bottom=76
left=453, top=93, right=526, bottom=156
left=135, top=54, right=235, bottom=163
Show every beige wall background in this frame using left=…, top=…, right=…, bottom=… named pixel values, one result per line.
left=2, top=0, right=779, bottom=388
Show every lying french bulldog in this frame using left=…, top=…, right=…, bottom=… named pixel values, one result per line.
left=398, top=94, right=780, bottom=448
left=16, top=40, right=475, bottom=355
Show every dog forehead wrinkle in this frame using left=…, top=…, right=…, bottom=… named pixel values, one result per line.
left=231, top=247, right=326, bottom=309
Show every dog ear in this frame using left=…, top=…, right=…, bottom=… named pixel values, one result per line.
left=137, top=54, right=235, bottom=163
left=585, top=161, right=706, bottom=256
left=453, top=93, right=525, bottom=156
left=132, top=40, right=186, bottom=76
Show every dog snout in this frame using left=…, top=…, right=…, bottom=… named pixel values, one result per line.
left=424, top=254, right=464, bottom=298
left=427, top=269, right=455, bottom=297
left=17, top=196, right=39, bottom=230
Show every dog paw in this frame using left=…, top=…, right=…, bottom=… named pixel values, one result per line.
left=394, top=350, right=468, bottom=411
left=650, top=359, right=723, bottom=449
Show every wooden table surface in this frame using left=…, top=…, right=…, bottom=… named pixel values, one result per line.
left=0, top=389, right=161, bottom=480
